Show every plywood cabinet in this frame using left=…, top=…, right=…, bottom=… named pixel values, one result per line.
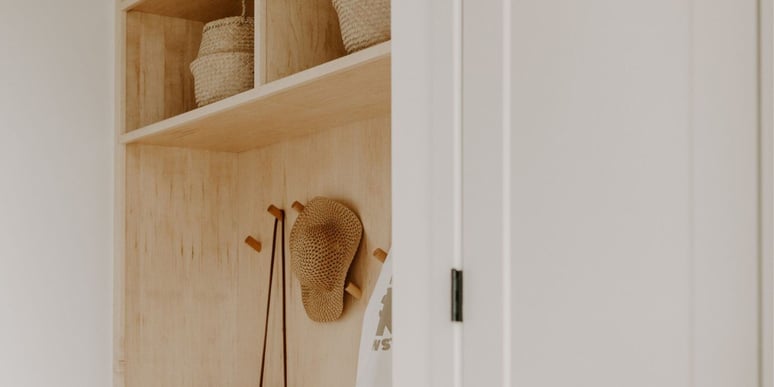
left=114, top=1, right=391, bottom=386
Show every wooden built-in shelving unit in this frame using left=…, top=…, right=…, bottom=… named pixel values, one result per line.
left=115, top=1, right=391, bottom=387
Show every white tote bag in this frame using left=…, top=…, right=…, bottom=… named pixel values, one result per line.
left=355, top=252, right=392, bottom=387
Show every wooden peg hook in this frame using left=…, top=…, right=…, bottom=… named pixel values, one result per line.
left=244, top=236, right=262, bottom=253
left=345, top=282, right=362, bottom=299
left=373, top=248, right=388, bottom=263
left=267, top=205, right=284, bottom=220
left=291, top=201, right=305, bottom=213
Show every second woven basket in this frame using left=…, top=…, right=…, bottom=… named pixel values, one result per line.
left=190, top=12, right=255, bottom=107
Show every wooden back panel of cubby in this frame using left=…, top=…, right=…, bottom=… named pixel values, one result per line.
left=124, top=12, right=203, bottom=133
left=123, top=0, right=345, bottom=133
left=122, top=116, right=391, bottom=387
left=258, top=0, right=347, bottom=83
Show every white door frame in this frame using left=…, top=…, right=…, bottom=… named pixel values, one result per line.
left=760, top=0, right=774, bottom=386
left=459, top=0, right=511, bottom=386
left=392, top=1, right=462, bottom=387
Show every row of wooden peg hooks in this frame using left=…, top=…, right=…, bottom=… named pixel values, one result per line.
left=243, top=202, right=389, bottom=300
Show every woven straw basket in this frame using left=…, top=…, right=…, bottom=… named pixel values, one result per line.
left=332, top=0, right=391, bottom=54
left=190, top=14, right=254, bottom=107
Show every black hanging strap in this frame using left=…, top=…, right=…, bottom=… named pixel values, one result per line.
left=281, top=216, right=288, bottom=387
left=258, top=214, right=288, bottom=387
left=258, top=218, right=278, bottom=387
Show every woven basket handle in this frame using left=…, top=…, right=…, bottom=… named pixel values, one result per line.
left=241, top=0, right=246, bottom=18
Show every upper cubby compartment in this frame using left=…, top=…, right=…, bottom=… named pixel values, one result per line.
left=121, top=42, right=390, bottom=152
left=121, top=0, right=350, bottom=135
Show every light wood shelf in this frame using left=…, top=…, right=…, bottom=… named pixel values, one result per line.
left=121, top=42, right=390, bottom=153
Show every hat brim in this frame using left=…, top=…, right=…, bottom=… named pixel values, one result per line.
left=301, top=281, right=345, bottom=323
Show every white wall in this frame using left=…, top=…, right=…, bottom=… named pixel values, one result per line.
left=0, top=1, right=113, bottom=386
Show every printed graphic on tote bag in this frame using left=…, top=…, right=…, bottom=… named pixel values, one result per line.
left=371, top=280, right=392, bottom=352
left=356, top=253, right=392, bottom=387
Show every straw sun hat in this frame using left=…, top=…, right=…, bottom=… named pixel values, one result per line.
left=289, top=197, right=363, bottom=322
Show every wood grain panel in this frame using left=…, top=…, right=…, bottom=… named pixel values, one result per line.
left=237, top=116, right=392, bottom=387
left=282, top=117, right=391, bottom=387
left=125, top=12, right=202, bottom=133
left=124, top=145, right=240, bottom=387
left=260, top=0, right=346, bottom=83
left=234, top=144, right=287, bottom=387
left=123, top=116, right=390, bottom=387
left=123, top=0, right=255, bottom=23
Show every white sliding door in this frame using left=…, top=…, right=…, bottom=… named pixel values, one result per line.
left=462, top=1, right=763, bottom=386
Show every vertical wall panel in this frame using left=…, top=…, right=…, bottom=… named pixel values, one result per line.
left=463, top=0, right=761, bottom=386
left=760, top=0, right=774, bottom=385
left=507, top=1, right=694, bottom=386
left=693, top=1, right=760, bottom=386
